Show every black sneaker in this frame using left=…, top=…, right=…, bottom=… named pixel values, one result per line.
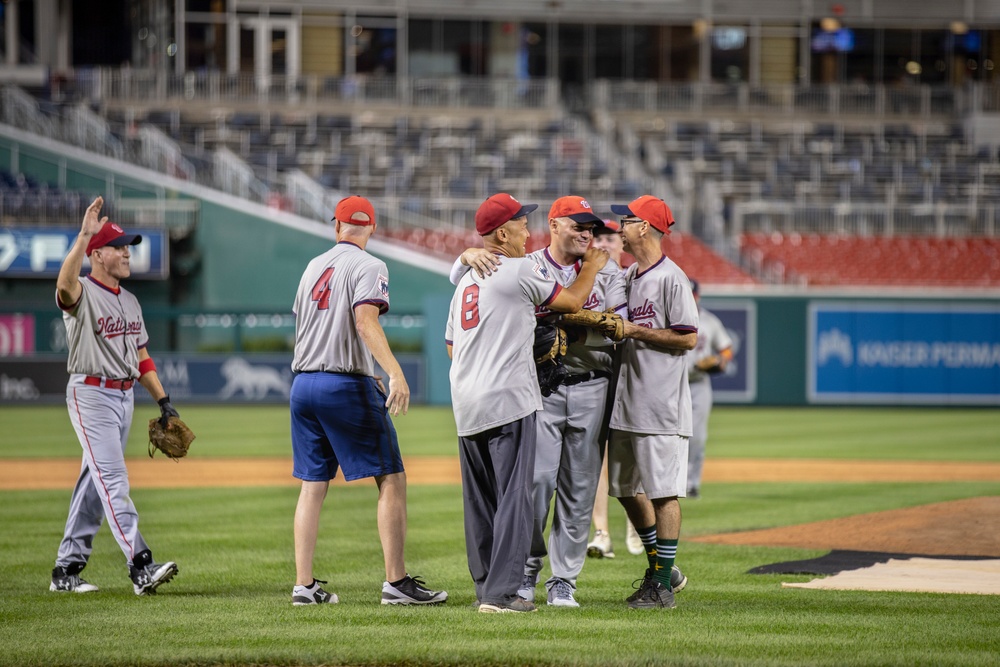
left=50, top=565, right=98, bottom=593
left=626, top=568, right=652, bottom=603
left=671, top=565, right=688, bottom=592
left=292, top=579, right=338, bottom=605
left=628, top=579, right=676, bottom=609
left=478, top=596, right=537, bottom=613
left=381, top=575, right=448, bottom=605
left=129, top=551, right=178, bottom=596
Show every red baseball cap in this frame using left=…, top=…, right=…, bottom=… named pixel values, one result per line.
left=334, top=195, right=376, bottom=226
left=547, top=196, right=604, bottom=227
left=86, top=222, right=142, bottom=257
left=594, top=220, right=620, bottom=234
left=610, top=195, right=675, bottom=234
left=475, top=193, right=538, bottom=235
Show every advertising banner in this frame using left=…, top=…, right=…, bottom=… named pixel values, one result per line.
left=703, top=300, right=757, bottom=403
left=808, top=302, right=1000, bottom=404
left=0, top=227, right=168, bottom=279
left=0, top=354, right=426, bottom=404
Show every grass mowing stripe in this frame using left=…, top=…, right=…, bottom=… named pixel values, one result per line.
left=3, top=483, right=998, bottom=667
left=4, top=405, right=1000, bottom=460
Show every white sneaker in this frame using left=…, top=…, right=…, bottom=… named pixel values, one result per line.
left=292, top=579, right=339, bottom=605
left=517, top=573, right=536, bottom=602
left=626, top=521, right=644, bottom=556
left=586, top=530, right=615, bottom=559
left=546, top=578, right=579, bottom=608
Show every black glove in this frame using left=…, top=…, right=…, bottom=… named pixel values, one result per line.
left=534, top=323, right=569, bottom=397
left=158, top=395, right=180, bottom=428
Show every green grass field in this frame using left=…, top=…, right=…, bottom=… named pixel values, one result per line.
left=1, top=405, right=998, bottom=667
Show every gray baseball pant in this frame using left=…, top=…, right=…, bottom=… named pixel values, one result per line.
left=56, top=377, right=149, bottom=569
left=458, top=412, right=537, bottom=606
left=525, top=378, right=606, bottom=590
left=687, top=378, right=712, bottom=493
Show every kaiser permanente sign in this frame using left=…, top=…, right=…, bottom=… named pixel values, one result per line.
left=808, top=302, right=1000, bottom=405
left=0, top=227, right=168, bottom=279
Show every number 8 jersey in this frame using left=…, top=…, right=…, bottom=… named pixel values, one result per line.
left=291, top=241, right=390, bottom=376
left=446, top=256, right=561, bottom=436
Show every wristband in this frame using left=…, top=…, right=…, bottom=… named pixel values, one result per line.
left=139, top=358, right=157, bottom=378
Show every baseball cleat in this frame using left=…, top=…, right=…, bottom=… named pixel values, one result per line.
left=478, top=596, right=537, bottom=613
left=671, top=565, right=688, bottom=592
left=546, top=578, right=580, bottom=608
left=625, top=521, right=644, bottom=556
left=628, top=579, right=676, bottom=609
left=517, top=573, right=537, bottom=602
left=586, top=530, right=615, bottom=559
left=50, top=566, right=98, bottom=593
left=130, top=560, right=178, bottom=596
left=292, top=579, right=338, bottom=605
left=381, top=575, right=447, bottom=605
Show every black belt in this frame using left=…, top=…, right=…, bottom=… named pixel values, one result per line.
left=562, top=370, right=612, bottom=387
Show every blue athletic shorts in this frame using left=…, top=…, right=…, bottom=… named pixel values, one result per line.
left=290, top=372, right=404, bottom=482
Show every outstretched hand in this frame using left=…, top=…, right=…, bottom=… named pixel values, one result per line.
left=82, top=196, right=108, bottom=237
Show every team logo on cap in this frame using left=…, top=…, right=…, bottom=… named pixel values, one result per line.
left=111, top=223, right=123, bottom=233
left=580, top=199, right=591, bottom=209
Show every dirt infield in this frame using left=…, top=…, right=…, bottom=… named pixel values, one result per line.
left=4, top=457, right=997, bottom=558
left=691, top=496, right=1000, bottom=557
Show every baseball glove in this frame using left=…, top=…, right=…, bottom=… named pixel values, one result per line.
left=533, top=323, right=569, bottom=397
left=148, top=416, right=196, bottom=460
left=558, top=309, right=626, bottom=342
left=697, top=355, right=725, bottom=374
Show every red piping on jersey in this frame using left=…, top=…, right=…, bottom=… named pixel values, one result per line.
left=543, top=247, right=582, bottom=273
left=541, top=283, right=563, bottom=307
left=72, top=386, right=134, bottom=559
left=86, top=274, right=121, bottom=295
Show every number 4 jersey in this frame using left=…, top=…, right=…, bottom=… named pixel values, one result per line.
left=446, top=255, right=562, bottom=436
left=291, top=241, right=390, bottom=376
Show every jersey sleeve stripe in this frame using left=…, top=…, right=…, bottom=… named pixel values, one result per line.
left=354, top=299, right=389, bottom=314
left=670, top=324, right=698, bottom=333
left=541, top=283, right=563, bottom=307
left=56, top=294, right=80, bottom=312
left=610, top=302, right=628, bottom=314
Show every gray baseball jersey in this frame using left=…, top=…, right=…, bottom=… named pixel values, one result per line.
left=689, top=306, right=733, bottom=383
left=291, top=241, right=389, bottom=375
left=58, top=275, right=149, bottom=379
left=610, top=255, right=699, bottom=436
left=529, top=248, right=627, bottom=375
left=446, top=256, right=562, bottom=436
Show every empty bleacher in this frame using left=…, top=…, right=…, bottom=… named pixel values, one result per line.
left=741, top=233, right=1000, bottom=288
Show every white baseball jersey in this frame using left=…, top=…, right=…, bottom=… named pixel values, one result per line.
left=689, top=306, right=733, bottom=383
left=291, top=241, right=390, bottom=376
left=529, top=248, right=627, bottom=375
left=58, top=275, right=149, bottom=379
left=610, top=255, right=699, bottom=436
left=446, top=256, right=562, bottom=436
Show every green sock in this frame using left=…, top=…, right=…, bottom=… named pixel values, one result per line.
left=637, top=525, right=657, bottom=570
left=652, top=538, right=678, bottom=588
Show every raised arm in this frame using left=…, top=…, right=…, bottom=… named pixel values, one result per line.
left=57, top=196, right=107, bottom=309
left=355, top=303, right=410, bottom=416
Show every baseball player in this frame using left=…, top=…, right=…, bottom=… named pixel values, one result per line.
left=446, top=193, right=608, bottom=613
left=51, top=196, right=179, bottom=596
left=451, top=197, right=625, bottom=607
left=607, top=195, right=698, bottom=609
left=686, top=279, right=734, bottom=499
left=289, top=195, right=447, bottom=607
